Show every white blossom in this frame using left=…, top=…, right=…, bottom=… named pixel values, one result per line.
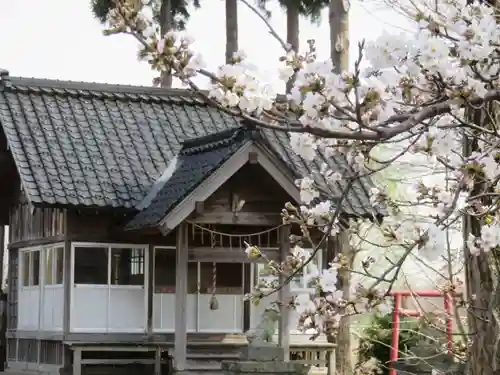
left=105, top=0, right=500, bottom=343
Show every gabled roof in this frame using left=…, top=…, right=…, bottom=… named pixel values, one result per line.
left=126, top=126, right=302, bottom=231
left=0, top=75, right=384, bottom=217
left=126, top=127, right=253, bottom=230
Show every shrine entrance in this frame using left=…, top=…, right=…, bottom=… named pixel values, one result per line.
left=152, top=246, right=245, bottom=333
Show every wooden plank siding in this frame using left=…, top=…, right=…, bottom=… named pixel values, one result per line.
left=190, top=164, right=294, bottom=226
left=9, top=203, right=65, bottom=245
left=65, top=209, right=177, bottom=246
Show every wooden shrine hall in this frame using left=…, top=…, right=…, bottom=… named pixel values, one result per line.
left=0, top=71, right=384, bottom=375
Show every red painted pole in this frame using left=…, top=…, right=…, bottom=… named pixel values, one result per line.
left=444, top=293, right=453, bottom=354
left=389, top=293, right=402, bottom=375
left=387, top=290, right=460, bottom=375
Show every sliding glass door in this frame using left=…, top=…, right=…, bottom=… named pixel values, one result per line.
left=153, top=247, right=244, bottom=333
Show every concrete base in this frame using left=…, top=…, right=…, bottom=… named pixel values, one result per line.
left=224, top=344, right=307, bottom=375
left=240, top=345, right=284, bottom=361
left=222, top=361, right=308, bottom=375
left=392, top=357, right=466, bottom=375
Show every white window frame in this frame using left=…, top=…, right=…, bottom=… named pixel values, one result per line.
left=19, top=243, right=65, bottom=289
left=19, top=247, right=41, bottom=289
left=43, top=245, right=65, bottom=286
left=70, top=242, right=149, bottom=333
left=71, top=242, right=148, bottom=289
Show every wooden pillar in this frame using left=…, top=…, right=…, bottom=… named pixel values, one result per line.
left=0, top=225, right=4, bottom=288
left=174, top=223, right=188, bottom=371
left=278, top=225, right=291, bottom=361
left=335, top=230, right=353, bottom=375
left=62, top=210, right=71, bottom=337
left=72, top=348, right=82, bottom=375
left=147, top=245, right=154, bottom=338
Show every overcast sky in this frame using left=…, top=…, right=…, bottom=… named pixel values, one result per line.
left=0, top=0, right=410, bottom=92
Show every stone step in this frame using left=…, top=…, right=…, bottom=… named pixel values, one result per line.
left=185, top=360, right=223, bottom=371
left=186, top=346, right=242, bottom=355
left=187, top=353, right=240, bottom=360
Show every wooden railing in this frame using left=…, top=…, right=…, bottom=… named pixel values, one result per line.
left=274, top=334, right=336, bottom=375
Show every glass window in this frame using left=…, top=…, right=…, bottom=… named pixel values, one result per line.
left=21, top=252, right=30, bottom=287
left=110, top=248, right=145, bottom=286
left=187, top=262, right=198, bottom=294
left=254, top=249, right=322, bottom=291
left=44, top=247, right=64, bottom=285
left=74, top=247, right=108, bottom=285
left=21, top=250, right=41, bottom=287
left=200, top=262, right=243, bottom=294
left=32, top=251, right=40, bottom=286
left=153, top=250, right=197, bottom=293
left=255, top=263, right=278, bottom=290
left=154, top=250, right=176, bottom=293
left=55, top=246, right=64, bottom=284
left=44, top=248, right=55, bottom=285
left=290, top=248, right=321, bottom=290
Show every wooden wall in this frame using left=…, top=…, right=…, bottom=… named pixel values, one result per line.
left=8, top=162, right=297, bottom=248
left=191, top=163, right=294, bottom=226
left=65, top=209, right=177, bottom=246
left=8, top=192, right=65, bottom=246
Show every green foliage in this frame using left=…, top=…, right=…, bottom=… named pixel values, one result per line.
left=91, top=0, right=115, bottom=24
left=257, top=0, right=330, bottom=24
left=90, top=0, right=201, bottom=30
left=357, top=313, right=422, bottom=375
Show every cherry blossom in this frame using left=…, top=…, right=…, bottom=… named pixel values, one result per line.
left=102, top=0, right=500, bottom=360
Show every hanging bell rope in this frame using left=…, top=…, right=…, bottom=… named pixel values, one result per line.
left=186, top=221, right=285, bottom=312
left=209, top=229, right=219, bottom=310
left=209, top=261, right=219, bottom=310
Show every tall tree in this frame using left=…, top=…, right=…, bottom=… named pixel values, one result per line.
left=258, top=0, right=329, bottom=93
left=159, top=0, right=174, bottom=87
left=107, top=0, right=500, bottom=372
left=329, top=0, right=350, bottom=371
left=329, top=0, right=349, bottom=73
left=225, top=0, right=238, bottom=64
left=90, top=0, right=201, bottom=87
left=91, top=0, right=200, bottom=30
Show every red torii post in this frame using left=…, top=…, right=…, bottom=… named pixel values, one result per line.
left=388, top=290, right=456, bottom=375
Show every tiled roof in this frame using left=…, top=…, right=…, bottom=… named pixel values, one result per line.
left=126, top=127, right=252, bottom=230
left=0, top=75, right=383, bottom=217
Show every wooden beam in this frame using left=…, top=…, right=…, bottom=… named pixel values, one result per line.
left=191, top=211, right=282, bottom=226
left=8, top=235, right=66, bottom=250
left=174, top=223, right=188, bottom=371
left=248, top=151, right=259, bottom=164
left=195, top=201, right=204, bottom=214
left=186, top=248, right=280, bottom=263
left=278, top=225, right=291, bottom=361
left=73, top=347, right=82, bottom=375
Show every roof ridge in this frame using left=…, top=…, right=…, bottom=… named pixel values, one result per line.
left=2, top=75, right=209, bottom=99
left=180, top=126, right=251, bottom=155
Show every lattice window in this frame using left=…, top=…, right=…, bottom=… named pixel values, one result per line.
left=7, top=249, right=18, bottom=330
left=130, top=249, right=145, bottom=276
left=40, top=340, right=63, bottom=365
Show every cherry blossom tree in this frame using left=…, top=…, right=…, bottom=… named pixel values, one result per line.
left=100, top=0, right=500, bottom=373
